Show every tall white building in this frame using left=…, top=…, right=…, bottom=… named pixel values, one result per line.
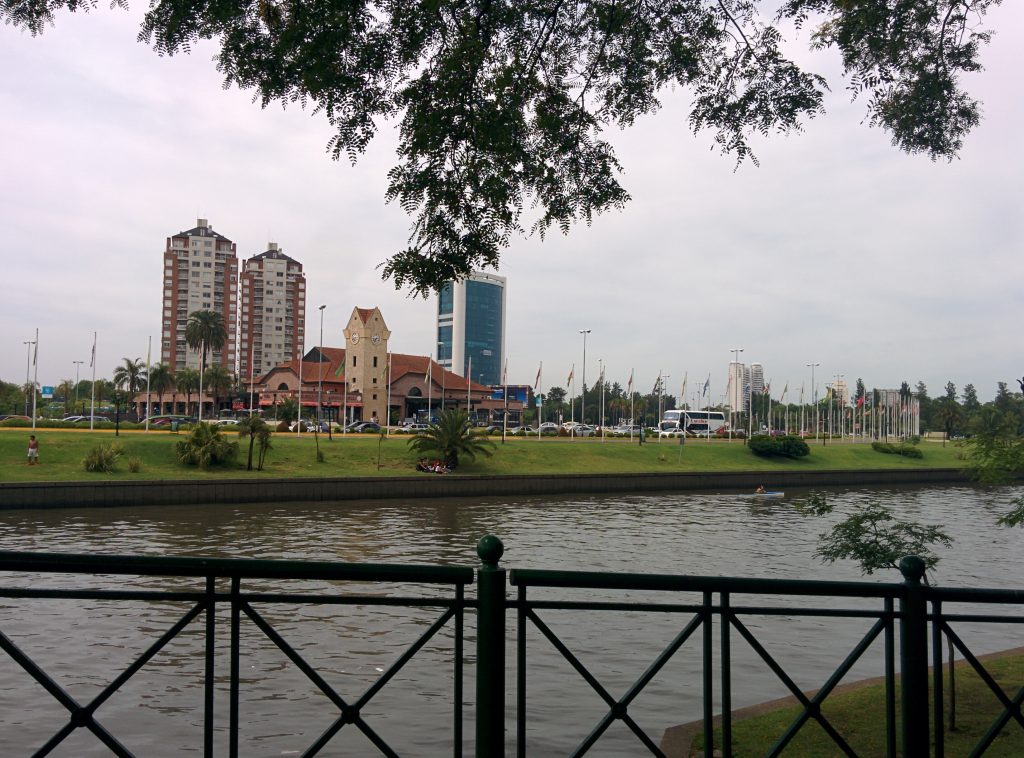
left=436, top=272, right=507, bottom=386
left=161, top=219, right=238, bottom=372
left=727, top=362, right=747, bottom=410
left=750, top=363, right=765, bottom=395
left=239, top=243, right=306, bottom=384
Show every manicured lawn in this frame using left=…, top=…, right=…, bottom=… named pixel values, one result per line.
left=0, top=428, right=968, bottom=482
left=691, top=653, right=1024, bottom=756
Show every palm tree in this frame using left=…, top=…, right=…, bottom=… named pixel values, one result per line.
left=204, top=364, right=233, bottom=417
left=56, top=378, right=75, bottom=416
left=185, top=310, right=228, bottom=421
left=113, top=358, right=147, bottom=419
left=176, top=368, right=200, bottom=417
left=238, top=416, right=273, bottom=471
left=149, top=363, right=176, bottom=416
left=407, top=408, right=495, bottom=469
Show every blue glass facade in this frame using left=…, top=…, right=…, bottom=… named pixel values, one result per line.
left=437, top=324, right=452, bottom=362
left=438, top=283, right=453, bottom=316
left=464, top=280, right=503, bottom=385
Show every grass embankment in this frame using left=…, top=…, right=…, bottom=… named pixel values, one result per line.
left=0, top=428, right=967, bottom=483
left=692, top=653, right=1024, bottom=756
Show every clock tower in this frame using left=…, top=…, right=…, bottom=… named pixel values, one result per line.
left=342, top=307, right=391, bottom=422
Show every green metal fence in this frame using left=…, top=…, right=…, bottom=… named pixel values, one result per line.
left=0, top=550, right=472, bottom=757
left=2, top=540, right=1023, bottom=756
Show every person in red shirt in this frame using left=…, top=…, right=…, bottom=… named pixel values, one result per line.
left=27, top=435, right=39, bottom=465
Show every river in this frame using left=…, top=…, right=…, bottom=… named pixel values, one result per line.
left=0, top=484, right=1021, bottom=755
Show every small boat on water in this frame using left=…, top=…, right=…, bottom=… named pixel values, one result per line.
left=753, top=491, right=785, bottom=499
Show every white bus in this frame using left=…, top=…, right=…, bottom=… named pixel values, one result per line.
left=660, top=409, right=727, bottom=435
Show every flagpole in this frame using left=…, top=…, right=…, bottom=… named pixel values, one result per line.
left=31, top=328, right=38, bottom=431
left=386, top=352, right=392, bottom=436
left=90, top=332, right=97, bottom=431
left=465, top=356, right=471, bottom=417
left=296, top=346, right=303, bottom=436
left=536, top=362, right=542, bottom=440
left=145, top=335, right=152, bottom=432
left=569, top=364, right=575, bottom=435
left=628, top=369, right=634, bottom=440
left=342, top=352, right=348, bottom=434
left=427, top=353, right=433, bottom=425
left=501, top=357, right=508, bottom=444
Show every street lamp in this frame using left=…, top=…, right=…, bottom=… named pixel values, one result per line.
left=806, top=363, right=820, bottom=443
left=833, top=373, right=844, bottom=440
left=73, top=360, right=84, bottom=414
left=317, top=304, right=326, bottom=430
left=730, top=348, right=743, bottom=440
left=579, top=329, right=590, bottom=424
left=23, top=340, right=35, bottom=416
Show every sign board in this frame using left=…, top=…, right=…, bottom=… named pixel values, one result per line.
left=41, top=386, right=54, bottom=399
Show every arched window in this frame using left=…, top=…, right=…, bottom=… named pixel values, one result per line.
left=277, top=383, right=290, bottom=391
left=407, top=387, right=422, bottom=398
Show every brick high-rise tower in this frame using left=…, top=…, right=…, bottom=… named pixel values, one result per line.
left=161, top=218, right=238, bottom=372
left=239, top=243, right=306, bottom=385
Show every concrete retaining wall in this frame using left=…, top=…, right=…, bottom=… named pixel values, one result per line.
left=0, top=468, right=972, bottom=510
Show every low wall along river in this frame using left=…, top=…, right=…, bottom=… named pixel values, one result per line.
left=0, top=483, right=1021, bottom=754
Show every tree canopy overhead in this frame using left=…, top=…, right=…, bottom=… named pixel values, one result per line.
left=3, top=0, right=1000, bottom=294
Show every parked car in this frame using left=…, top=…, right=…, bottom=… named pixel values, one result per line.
left=572, top=424, right=596, bottom=437
left=214, top=418, right=240, bottom=427
left=288, top=420, right=320, bottom=432
left=509, top=425, right=537, bottom=436
left=612, top=425, right=643, bottom=436
left=349, top=421, right=382, bottom=434
left=658, top=426, right=684, bottom=438
left=402, top=423, right=430, bottom=433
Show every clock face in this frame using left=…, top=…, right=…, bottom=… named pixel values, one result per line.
left=350, top=333, right=360, bottom=344
left=371, top=334, right=381, bottom=345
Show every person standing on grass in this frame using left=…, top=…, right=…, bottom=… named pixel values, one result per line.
left=27, top=435, right=39, bottom=465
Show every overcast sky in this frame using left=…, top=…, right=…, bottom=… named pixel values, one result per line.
left=2, top=4, right=1021, bottom=405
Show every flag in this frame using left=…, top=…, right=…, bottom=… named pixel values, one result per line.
left=627, top=369, right=633, bottom=394
left=681, top=372, right=688, bottom=400
left=702, top=374, right=710, bottom=397
left=800, top=383, right=805, bottom=403
left=598, top=363, right=605, bottom=383
left=567, top=365, right=574, bottom=386
left=426, top=355, right=433, bottom=386
left=502, top=357, right=507, bottom=385
left=32, top=339, right=37, bottom=366
left=334, top=356, right=345, bottom=377
left=856, top=395, right=865, bottom=407
left=90, top=337, right=96, bottom=368
left=780, top=383, right=788, bottom=402
left=654, top=371, right=662, bottom=394
left=534, top=362, right=542, bottom=391
left=382, top=355, right=389, bottom=381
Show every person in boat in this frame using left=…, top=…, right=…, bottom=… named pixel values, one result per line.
left=755, top=485, right=766, bottom=494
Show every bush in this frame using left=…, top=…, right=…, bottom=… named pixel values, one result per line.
left=83, top=442, right=125, bottom=473
left=871, top=441, right=923, bottom=458
left=175, top=422, right=238, bottom=468
left=749, top=434, right=810, bottom=459
left=127, top=456, right=142, bottom=473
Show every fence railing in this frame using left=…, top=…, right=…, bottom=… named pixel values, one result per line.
left=1, top=540, right=1023, bottom=756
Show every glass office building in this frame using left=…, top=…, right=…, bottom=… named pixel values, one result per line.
left=437, top=272, right=506, bottom=386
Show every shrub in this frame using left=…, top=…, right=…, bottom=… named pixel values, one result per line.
left=749, top=434, right=810, bottom=459
left=83, top=442, right=125, bottom=473
left=175, top=422, right=238, bottom=468
left=872, top=441, right=923, bottom=458
left=127, top=456, right=142, bottom=473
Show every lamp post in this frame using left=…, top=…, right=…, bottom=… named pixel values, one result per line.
left=73, top=360, right=84, bottom=414
left=730, top=348, right=743, bottom=440
left=806, top=362, right=820, bottom=443
left=833, top=373, right=844, bottom=441
left=23, top=340, right=34, bottom=417
left=579, top=329, right=590, bottom=425
left=317, top=304, right=326, bottom=430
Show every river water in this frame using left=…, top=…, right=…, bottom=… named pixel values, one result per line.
left=0, top=484, right=1021, bottom=755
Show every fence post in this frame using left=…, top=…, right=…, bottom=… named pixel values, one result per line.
left=476, top=535, right=507, bottom=757
left=899, top=556, right=929, bottom=757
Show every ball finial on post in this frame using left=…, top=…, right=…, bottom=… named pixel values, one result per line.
left=477, top=534, right=504, bottom=567
left=899, top=555, right=927, bottom=584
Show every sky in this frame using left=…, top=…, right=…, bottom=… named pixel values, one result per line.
left=2, top=4, right=1022, bottom=405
